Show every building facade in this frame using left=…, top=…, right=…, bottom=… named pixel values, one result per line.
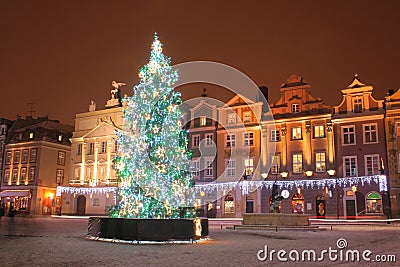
left=0, top=117, right=72, bottom=215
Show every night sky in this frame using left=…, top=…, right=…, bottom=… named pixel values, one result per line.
left=1, top=1, right=400, bottom=125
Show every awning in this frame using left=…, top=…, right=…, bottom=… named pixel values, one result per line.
left=0, top=190, right=30, bottom=197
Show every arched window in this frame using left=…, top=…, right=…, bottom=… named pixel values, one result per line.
left=224, top=195, right=235, bottom=214
left=366, top=192, right=382, bottom=214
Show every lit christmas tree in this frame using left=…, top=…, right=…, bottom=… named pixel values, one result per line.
left=109, top=34, right=194, bottom=219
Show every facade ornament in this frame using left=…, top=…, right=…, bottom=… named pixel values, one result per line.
left=106, top=81, right=126, bottom=108
left=89, top=100, right=96, bottom=112
left=281, top=125, right=287, bottom=136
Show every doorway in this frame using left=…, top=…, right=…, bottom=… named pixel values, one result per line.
left=316, top=195, right=326, bottom=218
left=76, top=195, right=86, bottom=216
left=346, top=200, right=356, bottom=219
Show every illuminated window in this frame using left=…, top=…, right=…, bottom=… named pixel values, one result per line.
left=5, top=151, right=11, bottom=164
left=56, top=169, right=64, bottom=184
left=243, top=132, right=254, bottom=147
left=57, top=151, right=66, bottom=165
left=12, top=169, right=18, bottom=183
left=200, top=116, right=206, bottom=126
left=29, top=132, right=34, bottom=139
left=292, top=153, right=303, bottom=173
left=22, top=149, right=28, bottom=163
left=243, top=111, right=251, bottom=123
left=204, top=157, right=213, bottom=177
left=271, top=155, right=280, bottom=174
left=365, top=154, right=380, bottom=175
left=58, top=134, right=63, bottom=142
left=86, top=166, right=93, bottom=182
left=29, top=167, right=35, bottom=181
left=77, top=144, right=82, bottom=155
left=192, top=135, right=200, bottom=147
left=270, top=129, right=280, bottom=142
left=74, top=167, right=80, bottom=179
left=100, top=141, right=107, bottom=154
left=3, top=169, right=10, bottom=183
left=191, top=158, right=200, bottom=177
left=13, top=150, right=20, bottom=164
left=366, top=192, right=382, bottom=214
left=344, top=156, right=357, bottom=177
left=315, top=152, right=326, bottom=172
left=225, top=134, right=236, bottom=148
left=205, top=133, right=213, bottom=146
left=244, top=158, right=254, bottom=176
left=228, top=113, right=236, bottom=124
left=342, top=126, right=355, bottom=145
left=292, top=103, right=300, bottom=114
left=353, top=97, right=363, bottom=113
left=224, top=195, right=235, bottom=214
left=314, top=125, right=325, bottom=138
left=291, top=127, right=302, bottom=140
left=30, top=148, right=37, bottom=163
left=363, top=123, right=377, bottom=143
left=226, top=159, right=236, bottom=178
left=88, top=142, right=94, bottom=155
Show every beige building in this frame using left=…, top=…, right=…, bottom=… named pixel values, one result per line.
left=61, top=101, right=124, bottom=216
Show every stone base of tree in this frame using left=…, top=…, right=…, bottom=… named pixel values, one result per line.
left=88, top=217, right=208, bottom=241
left=242, top=213, right=310, bottom=226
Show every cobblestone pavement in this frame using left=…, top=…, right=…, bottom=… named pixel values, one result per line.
left=0, top=216, right=399, bottom=266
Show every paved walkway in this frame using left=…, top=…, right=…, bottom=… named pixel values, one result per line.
left=0, top=216, right=399, bottom=266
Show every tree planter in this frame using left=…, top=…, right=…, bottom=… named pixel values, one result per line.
left=88, top=217, right=208, bottom=241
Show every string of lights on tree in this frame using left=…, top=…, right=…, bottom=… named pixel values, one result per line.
left=107, top=33, right=194, bottom=219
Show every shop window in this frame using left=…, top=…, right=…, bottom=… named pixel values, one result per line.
left=366, top=192, right=382, bottom=214
left=224, top=195, right=235, bottom=214
left=292, top=192, right=304, bottom=214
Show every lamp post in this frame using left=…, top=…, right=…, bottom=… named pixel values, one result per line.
left=327, top=169, right=338, bottom=219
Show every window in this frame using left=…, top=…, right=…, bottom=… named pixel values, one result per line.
left=191, top=159, right=200, bottom=177
left=22, top=149, right=28, bottom=163
left=100, top=141, right=107, bottom=154
left=114, top=140, right=119, bottom=152
left=292, top=153, right=303, bottom=173
left=243, top=132, right=254, bottom=147
left=366, top=192, right=382, bottom=213
left=344, top=156, right=357, bottom=177
left=29, top=132, right=34, bottom=139
left=204, top=158, right=213, bottom=177
left=314, top=125, right=325, bottom=138
left=20, top=168, right=27, bottom=183
left=365, top=154, right=380, bottom=175
left=77, top=144, right=82, bottom=155
left=228, top=113, right=236, bottom=124
left=192, top=135, right=200, bottom=148
left=29, top=167, right=36, bottom=181
left=14, top=150, right=20, bottom=164
left=226, top=159, right=236, bottom=178
left=271, top=155, right=280, bottom=174
left=342, top=126, right=355, bottom=145
left=270, top=129, right=280, bottom=142
left=5, top=151, right=12, bottom=164
left=93, top=198, right=100, bottom=206
left=88, top=142, right=94, bottom=154
left=224, top=195, right=235, bottom=214
left=205, top=133, right=213, bottom=147
left=200, top=116, right=206, bottom=126
left=74, top=167, right=81, bottom=179
left=56, top=169, right=64, bottom=184
left=57, top=151, right=66, bottom=165
left=12, top=169, right=18, bottom=183
left=291, top=127, right=302, bottom=140
left=3, top=169, right=10, bottom=183
left=58, top=134, right=63, bottom=142
left=244, top=158, right=254, bottom=176
left=292, top=103, right=300, bottom=113
left=30, top=148, right=37, bottom=163
left=225, top=134, right=236, bottom=148
left=243, top=111, right=251, bottom=123
left=353, top=97, right=363, bottom=113
left=363, top=123, right=377, bottom=143
left=315, top=152, right=326, bottom=172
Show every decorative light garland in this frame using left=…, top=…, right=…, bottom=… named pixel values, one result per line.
left=57, top=175, right=387, bottom=197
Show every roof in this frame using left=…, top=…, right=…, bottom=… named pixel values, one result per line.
left=280, top=74, right=309, bottom=88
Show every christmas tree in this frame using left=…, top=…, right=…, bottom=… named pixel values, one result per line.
left=109, top=34, right=194, bottom=219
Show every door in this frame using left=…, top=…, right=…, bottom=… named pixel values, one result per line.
left=246, top=200, right=254, bottom=213
left=76, top=195, right=86, bottom=216
left=346, top=200, right=356, bottom=219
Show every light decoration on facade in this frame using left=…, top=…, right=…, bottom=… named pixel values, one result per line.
left=56, top=186, right=116, bottom=197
